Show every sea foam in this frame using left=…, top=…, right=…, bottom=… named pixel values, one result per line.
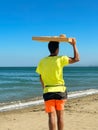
left=0, top=89, right=98, bottom=112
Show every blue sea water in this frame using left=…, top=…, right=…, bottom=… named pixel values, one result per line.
left=0, top=67, right=98, bottom=104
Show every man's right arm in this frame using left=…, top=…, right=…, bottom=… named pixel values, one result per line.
left=68, top=38, right=80, bottom=64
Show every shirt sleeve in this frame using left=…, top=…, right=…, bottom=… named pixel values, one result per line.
left=36, top=61, right=41, bottom=75
left=61, top=56, right=69, bottom=67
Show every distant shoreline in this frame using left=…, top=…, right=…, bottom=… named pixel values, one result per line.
left=0, top=66, right=98, bottom=68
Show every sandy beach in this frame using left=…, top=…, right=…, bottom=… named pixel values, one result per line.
left=0, top=94, right=98, bottom=130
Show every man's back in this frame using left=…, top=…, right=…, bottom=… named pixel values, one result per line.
left=36, top=55, right=69, bottom=86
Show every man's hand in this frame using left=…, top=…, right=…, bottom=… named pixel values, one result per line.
left=69, top=38, right=76, bottom=45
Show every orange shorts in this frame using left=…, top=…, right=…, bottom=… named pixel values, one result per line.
left=44, top=99, right=67, bottom=113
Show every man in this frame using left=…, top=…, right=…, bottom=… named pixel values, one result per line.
left=36, top=38, right=80, bottom=130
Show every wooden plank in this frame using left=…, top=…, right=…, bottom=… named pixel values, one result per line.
left=32, top=35, right=73, bottom=43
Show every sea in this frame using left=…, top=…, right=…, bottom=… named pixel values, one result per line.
left=0, top=67, right=98, bottom=112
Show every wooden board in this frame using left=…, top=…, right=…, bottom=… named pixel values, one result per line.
left=32, top=34, right=73, bottom=43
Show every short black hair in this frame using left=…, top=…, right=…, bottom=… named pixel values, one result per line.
left=48, top=41, right=59, bottom=53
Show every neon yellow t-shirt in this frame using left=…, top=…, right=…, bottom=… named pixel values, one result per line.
left=36, top=56, right=69, bottom=87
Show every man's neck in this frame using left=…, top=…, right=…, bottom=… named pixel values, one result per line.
left=49, top=53, right=57, bottom=57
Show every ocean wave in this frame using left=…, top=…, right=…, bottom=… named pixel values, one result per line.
left=0, top=89, right=98, bottom=112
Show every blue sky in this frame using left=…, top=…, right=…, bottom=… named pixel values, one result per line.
left=0, top=0, right=98, bottom=66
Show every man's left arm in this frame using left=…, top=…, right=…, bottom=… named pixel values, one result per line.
left=40, top=75, right=45, bottom=89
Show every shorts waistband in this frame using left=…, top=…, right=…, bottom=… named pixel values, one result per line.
left=45, top=84, right=65, bottom=87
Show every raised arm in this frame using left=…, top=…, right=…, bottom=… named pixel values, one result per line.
left=69, top=38, right=80, bottom=64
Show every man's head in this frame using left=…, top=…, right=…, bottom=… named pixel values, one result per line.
left=48, top=41, right=59, bottom=55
